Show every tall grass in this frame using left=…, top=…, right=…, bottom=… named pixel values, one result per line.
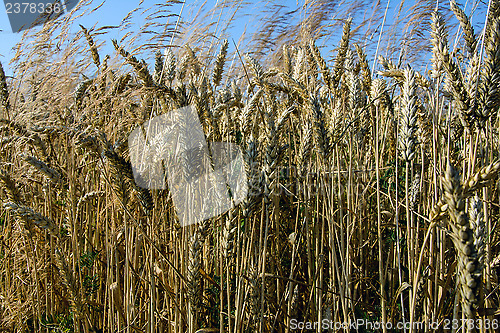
left=0, top=0, right=498, bottom=332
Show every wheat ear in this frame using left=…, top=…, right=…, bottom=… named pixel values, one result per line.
left=442, top=164, right=482, bottom=320
left=80, top=25, right=100, bottom=68
left=212, top=39, right=229, bottom=87
left=4, top=202, right=59, bottom=237
left=450, top=0, right=477, bottom=56
left=0, top=61, right=9, bottom=114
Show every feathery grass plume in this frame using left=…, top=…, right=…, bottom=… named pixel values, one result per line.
left=153, top=50, right=164, bottom=85
left=469, top=196, right=485, bottom=270
left=478, top=18, right=500, bottom=124
left=398, top=67, right=418, bottom=162
left=310, top=40, right=333, bottom=91
left=23, top=155, right=64, bottom=186
left=450, top=0, right=477, bottom=56
left=332, top=17, right=352, bottom=89
left=441, top=163, right=481, bottom=319
left=0, top=169, right=22, bottom=203
left=431, top=10, right=474, bottom=128
left=28, top=76, right=41, bottom=102
left=212, top=39, right=229, bottom=87
left=112, top=39, right=154, bottom=88
left=163, top=48, right=176, bottom=84
left=80, top=25, right=100, bottom=68
left=0, top=61, right=9, bottom=114
left=4, top=202, right=59, bottom=237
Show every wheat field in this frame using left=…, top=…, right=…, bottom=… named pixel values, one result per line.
left=0, top=0, right=499, bottom=332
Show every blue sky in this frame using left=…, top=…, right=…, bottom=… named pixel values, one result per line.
left=0, top=1, right=255, bottom=73
left=0, top=1, right=185, bottom=74
left=0, top=0, right=491, bottom=76
left=0, top=0, right=308, bottom=75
